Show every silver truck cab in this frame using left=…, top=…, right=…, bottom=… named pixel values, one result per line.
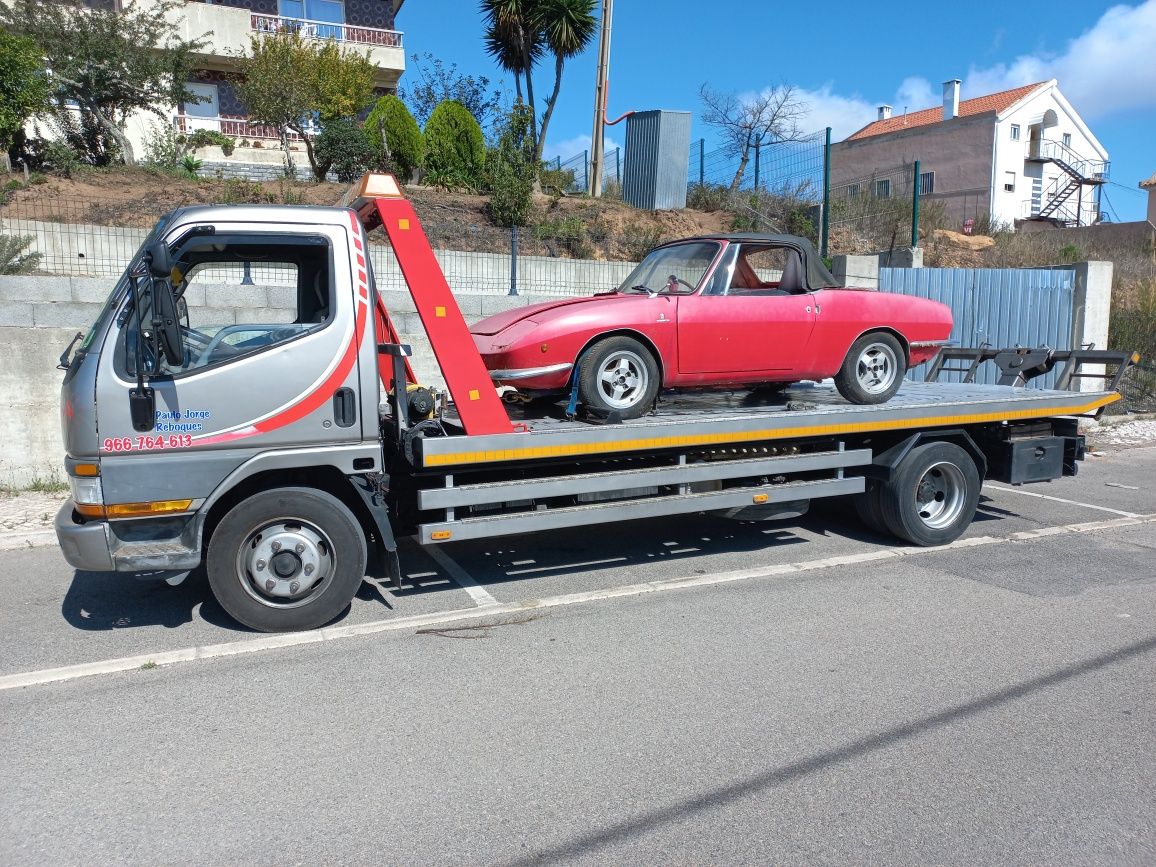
left=57, top=204, right=387, bottom=630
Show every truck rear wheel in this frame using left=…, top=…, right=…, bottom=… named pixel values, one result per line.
left=879, top=442, right=980, bottom=546
left=853, top=479, right=889, bottom=536
left=206, top=486, right=367, bottom=632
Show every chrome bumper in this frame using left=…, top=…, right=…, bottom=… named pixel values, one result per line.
left=488, top=362, right=573, bottom=381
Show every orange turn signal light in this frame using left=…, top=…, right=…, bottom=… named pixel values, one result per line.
left=72, top=463, right=100, bottom=477
left=430, top=530, right=452, bottom=541
left=752, top=493, right=770, bottom=504
left=75, top=503, right=107, bottom=519
left=104, top=499, right=193, bottom=519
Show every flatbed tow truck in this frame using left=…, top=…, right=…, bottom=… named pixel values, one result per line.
left=54, top=174, right=1135, bottom=632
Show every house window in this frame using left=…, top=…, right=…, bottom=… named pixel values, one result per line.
left=846, top=183, right=860, bottom=199
left=919, top=171, right=935, bottom=194
left=1003, top=171, right=1016, bottom=193
left=1062, top=132, right=1072, bottom=148
left=1010, top=124, right=1021, bottom=141
left=279, top=0, right=344, bottom=38
left=875, top=178, right=891, bottom=199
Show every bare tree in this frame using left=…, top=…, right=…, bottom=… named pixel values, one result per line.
left=699, top=83, right=806, bottom=191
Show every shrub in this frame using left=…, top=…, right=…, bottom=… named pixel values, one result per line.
left=423, top=99, right=485, bottom=190
left=43, top=140, right=82, bottom=177
left=534, top=214, right=594, bottom=259
left=620, top=222, right=664, bottom=261
left=485, top=103, right=536, bottom=227
left=142, top=122, right=184, bottom=167
left=180, top=153, right=202, bottom=178
left=0, top=234, right=41, bottom=274
left=186, top=129, right=236, bottom=157
left=364, top=94, right=423, bottom=181
left=314, top=118, right=376, bottom=183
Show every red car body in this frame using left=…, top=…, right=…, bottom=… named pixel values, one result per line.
left=471, top=234, right=953, bottom=405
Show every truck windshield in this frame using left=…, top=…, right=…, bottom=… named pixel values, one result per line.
left=616, top=241, right=720, bottom=295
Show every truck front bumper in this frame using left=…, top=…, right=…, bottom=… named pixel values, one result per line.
left=55, top=500, right=114, bottom=571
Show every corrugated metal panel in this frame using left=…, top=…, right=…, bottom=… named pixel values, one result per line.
left=623, top=110, right=691, bottom=210
left=879, top=267, right=1075, bottom=386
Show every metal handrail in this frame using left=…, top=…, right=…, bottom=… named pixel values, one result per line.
left=250, top=13, right=404, bottom=48
left=1026, top=139, right=1109, bottom=180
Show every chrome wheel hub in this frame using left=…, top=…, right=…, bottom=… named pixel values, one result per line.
left=597, top=350, right=648, bottom=409
left=914, top=462, right=967, bottom=529
left=856, top=343, right=898, bottom=394
left=237, top=521, right=334, bottom=608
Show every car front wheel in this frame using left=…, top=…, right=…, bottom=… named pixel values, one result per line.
left=577, top=336, right=660, bottom=419
left=834, top=332, right=906, bottom=404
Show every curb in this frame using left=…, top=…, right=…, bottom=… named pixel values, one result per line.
left=0, top=529, right=58, bottom=551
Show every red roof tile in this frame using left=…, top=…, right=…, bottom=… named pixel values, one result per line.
left=847, top=82, right=1047, bottom=141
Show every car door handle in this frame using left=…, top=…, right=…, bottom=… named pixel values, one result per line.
left=333, top=387, right=357, bottom=428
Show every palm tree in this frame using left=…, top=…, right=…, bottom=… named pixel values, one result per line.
left=532, top=0, right=597, bottom=165
left=480, top=0, right=543, bottom=149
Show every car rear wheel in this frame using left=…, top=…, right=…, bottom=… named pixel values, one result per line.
left=835, top=332, right=906, bottom=404
left=578, top=336, right=660, bottom=419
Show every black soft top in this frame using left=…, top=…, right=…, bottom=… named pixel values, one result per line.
left=660, top=232, right=840, bottom=291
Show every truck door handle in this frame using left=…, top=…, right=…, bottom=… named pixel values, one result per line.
left=333, top=387, right=357, bottom=428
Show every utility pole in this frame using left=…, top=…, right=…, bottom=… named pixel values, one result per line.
left=588, top=0, right=613, bottom=196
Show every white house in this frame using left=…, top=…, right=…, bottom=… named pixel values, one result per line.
left=831, top=79, right=1109, bottom=230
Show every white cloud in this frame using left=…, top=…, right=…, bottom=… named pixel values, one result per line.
left=788, top=0, right=1156, bottom=139
left=961, top=0, right=1156, bottom=118
left=542, top=132, right=623, bottom=164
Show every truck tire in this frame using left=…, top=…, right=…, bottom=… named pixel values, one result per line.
left=853, top=479, right=890, bottom=536
left=206, top=486, right=367, bottom=632
left=834, top=332, right=906, bottom=404
left=578, top=336, right=660, bottom=419
left=879, top=442, right=980, bottom=546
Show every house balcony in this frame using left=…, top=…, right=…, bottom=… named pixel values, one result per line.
left=176, top=2, right=404, bottom=87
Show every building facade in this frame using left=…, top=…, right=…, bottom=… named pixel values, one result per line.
left=831, top=79, right=1109, bottom=232
left=84, top=0, right=405, bottom=171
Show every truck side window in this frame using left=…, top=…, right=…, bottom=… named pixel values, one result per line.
left=123, top=236, right=333, bottom=377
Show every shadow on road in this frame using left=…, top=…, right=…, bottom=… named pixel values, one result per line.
left=504, top=634, right=1156, bottom=866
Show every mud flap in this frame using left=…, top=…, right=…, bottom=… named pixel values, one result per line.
left=349, top=474, right=403, bottom=591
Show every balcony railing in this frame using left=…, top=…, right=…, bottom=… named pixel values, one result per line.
left=250, top=13, right=403, bottom=48
left=174, top=114, right=315, bottom=144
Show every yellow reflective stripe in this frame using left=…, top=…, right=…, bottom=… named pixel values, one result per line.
left=423, top=393, right=1118, bottom=467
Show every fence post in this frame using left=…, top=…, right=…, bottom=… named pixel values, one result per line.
left=509, top=226, right=519, bottom=296
left=821, top=127, right=831, bottom=260
left=911, top=159, right=921, bottom=249
left=583, top=149, right=589, bottom=193
left=753, top=141, right=760, bottom=190
left=615, top=147, right=620, bottom=185
left=699, top=138, right=704, bottom=186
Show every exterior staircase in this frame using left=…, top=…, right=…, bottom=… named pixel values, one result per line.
left=1025, top=139, right=1108, bottom=227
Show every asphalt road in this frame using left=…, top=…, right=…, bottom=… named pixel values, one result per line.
left=2, top=445, right=1154, bottom=865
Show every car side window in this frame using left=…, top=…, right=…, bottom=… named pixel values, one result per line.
left=728, top=245, right=806, bottom=296
left=123, top=235, right=332, bottom=377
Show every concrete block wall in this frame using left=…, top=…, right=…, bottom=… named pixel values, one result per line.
left=0, top=274, right=566, bottom=487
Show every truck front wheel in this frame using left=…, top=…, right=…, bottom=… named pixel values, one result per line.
left=206, top=486, right=367, bottom=632
left=879, top=442, right=980, bottom=546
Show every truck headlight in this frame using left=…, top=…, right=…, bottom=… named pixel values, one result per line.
left=69, top=476, right=105, bottom=517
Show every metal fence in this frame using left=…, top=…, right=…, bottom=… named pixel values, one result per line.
left=880, top=266, right=1076, bottom=386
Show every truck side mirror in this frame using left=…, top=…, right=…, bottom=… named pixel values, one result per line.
left=146, top=240, right=172, bottom=279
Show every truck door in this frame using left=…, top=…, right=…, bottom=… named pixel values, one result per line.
left=95, top=220, right=367, bottom=503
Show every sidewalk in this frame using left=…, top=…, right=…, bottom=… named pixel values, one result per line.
left=0, top=491, right=67, bottom=550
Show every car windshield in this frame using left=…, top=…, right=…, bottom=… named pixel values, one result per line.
left=617, top=241, right=720, bottom=295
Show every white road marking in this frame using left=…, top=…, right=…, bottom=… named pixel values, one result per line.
left=984, top=483, right=1141, bottom=518
left=424, top=545, right=500, bottom=608
left=0, top=530, right=58, bottom=551
left=2, top=513, right=1154, bottom=693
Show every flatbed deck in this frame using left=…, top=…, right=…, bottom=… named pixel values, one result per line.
left=416, top=382, right=1118, bottom=469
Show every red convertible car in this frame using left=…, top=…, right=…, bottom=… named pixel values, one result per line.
left=470, top=234, right=953, bottom=418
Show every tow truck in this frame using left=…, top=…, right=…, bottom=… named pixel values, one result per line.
left=54, top=174, right=1135, bottom=632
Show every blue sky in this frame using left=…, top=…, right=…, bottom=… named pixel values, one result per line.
left=398, top=0, right=1156, bottom=221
